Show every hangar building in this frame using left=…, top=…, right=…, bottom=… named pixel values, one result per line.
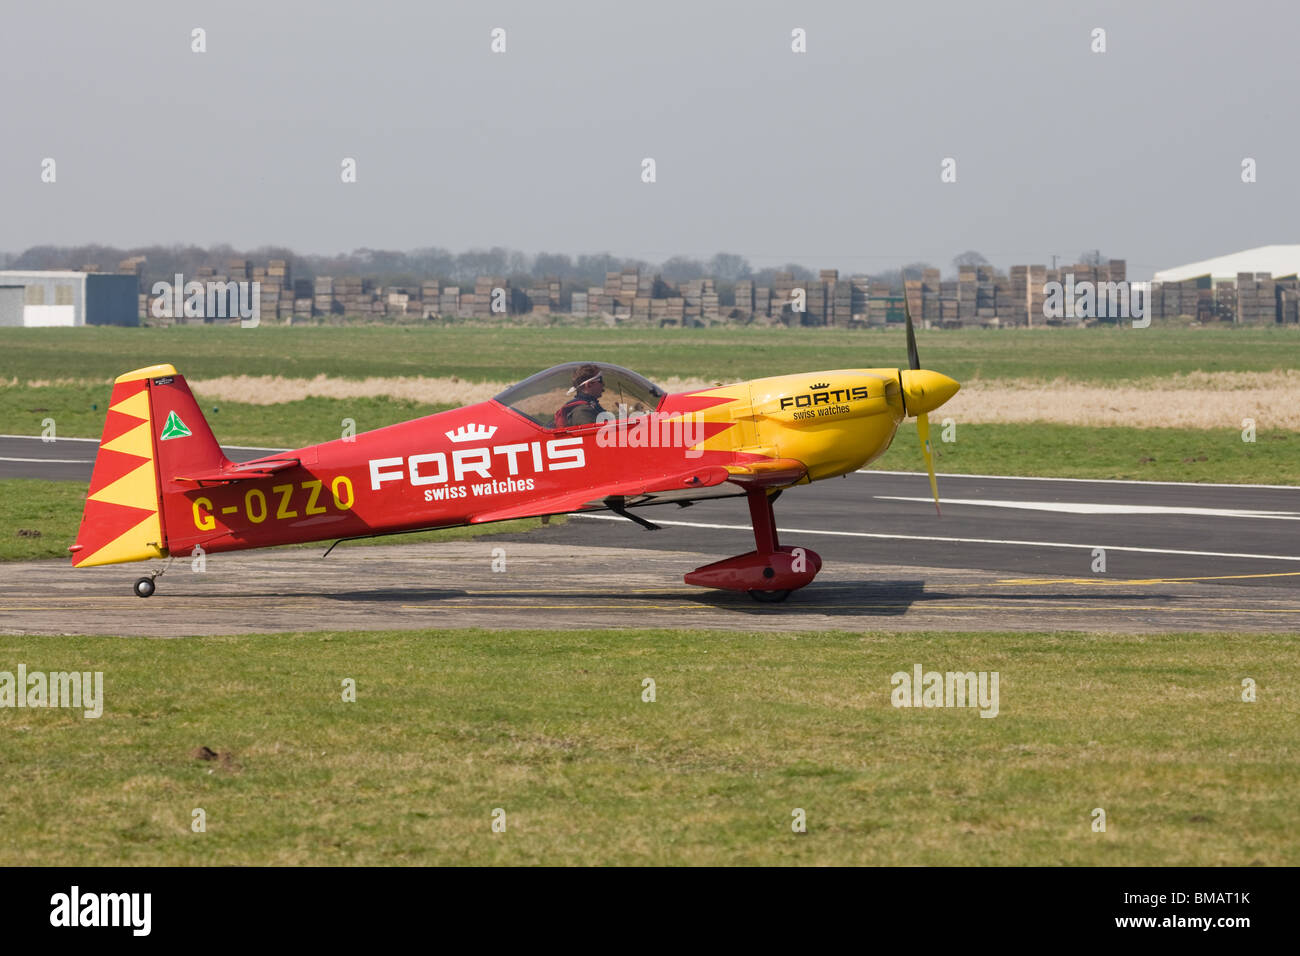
left=0, top=270, right=139, bottom=327
left=1153, top=245, right=1300, bottom=284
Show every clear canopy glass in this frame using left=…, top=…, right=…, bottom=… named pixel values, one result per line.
left=494, top=362, right=666, bottom=428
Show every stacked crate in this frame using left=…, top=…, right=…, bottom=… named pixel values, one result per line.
left=903, top=279, right=922, bottom=323
left=831, top=277, right=853, bottom=326
left=336, top=276, right=365, bottom=316
left=805, top=277, right=826, bottom=325
left=920, top=269, right=941, bottom=323
left=386, top=290, right=410, bottom=316
left=249, top=265, right=280, bottom=321
left=621, top=269, right=640, bottom=306
left=680, top=279, right=705, bottom=321
left=440, top=286, right=461, bottom=316
left=957, top=267, right=977, bottom=323
left=754, top=285, right=772, bottom=318
left=702, top=285, right=720, bottom=318
left=939, top=280, right=959, bottom=325
left=734, top=279, right=754, bottom=316
left=1008, top=266, right=1028, bottom=325
left=650, top=297, right=685, bottom=326
left=866, top=280, right=892, bottom=326
left=1208, top=281, right=1233, bottom=322
left=268, top=260, right=290, bottom=314
left=975, top=265, right=996, bottom=323
left=1278, top=278, right=1300, bottom=323
left=313, top=276, right=336, bottom=315
left=993, top=275, right=1022, bottom=326
left=771, top=272, right=795, bottom=319
left=850, top=277, right=871, bottom=321
left=570, top=290, right=589, bottom=315
left=473, top=276, right=501, bottom=316
left=1024, top=266, right=1044, bottom=327
left=1237, top=273, right=1276, bottom=323
left=421, top=281, right=440, bottom=315
left=816, top=269, right=837, bottom=324
left=602, top=272, right=622, bottom=308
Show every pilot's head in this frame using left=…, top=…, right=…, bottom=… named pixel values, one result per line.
left=573, top=364, right=604, bottom=397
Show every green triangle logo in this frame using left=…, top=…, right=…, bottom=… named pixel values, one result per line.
left=160, top=410, right=192, bottom=441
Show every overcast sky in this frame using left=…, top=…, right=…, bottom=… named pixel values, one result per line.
left=1, top=0, right=1296, bottom=278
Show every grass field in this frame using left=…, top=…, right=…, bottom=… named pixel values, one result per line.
left=0, top=386, right=453, bottom=450
left=2, top=325, right=1296, bottom=484
left=2, top=324, right=1296, bottom=384
left=0, top=627, right=1294, bottom=866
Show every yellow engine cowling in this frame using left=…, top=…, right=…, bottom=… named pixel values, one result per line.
left=746, top=369, right=905, bottom=481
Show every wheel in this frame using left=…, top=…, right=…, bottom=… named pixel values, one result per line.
left=133, top=577, right=156, bottom=598
left=748, top=588, right=791, bottom=603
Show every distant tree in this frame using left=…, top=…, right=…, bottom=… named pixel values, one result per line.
left=455, top=247, right=510, bottom=281
left=708, top=252, right=752, bottom=281
left=533, top=252, right=575, bottom=279
left=1079, top=249, right=1105, bottom=266
left=951, top=250, right=990, bottom=270
left=660, top=256, right=706, bottom=282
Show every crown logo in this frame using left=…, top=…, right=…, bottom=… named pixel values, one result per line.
left=445, top=424, right=498, bottom=443
left=810, top=382, right=830, bottom=389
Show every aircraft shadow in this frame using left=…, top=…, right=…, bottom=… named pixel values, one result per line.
left=689, top=582, right=1176, bottom=616
left=327, top=587, right=471, bottom=602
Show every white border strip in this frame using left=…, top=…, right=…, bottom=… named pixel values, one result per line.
left=572, top=513, right=1300, bottom=562
left=0, top=434, right=282, bottom=452
left=858, top=469, right=1299, bottom=491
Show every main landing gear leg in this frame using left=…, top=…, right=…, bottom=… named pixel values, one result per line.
left=746, top=488, right=790, bottom=602
left=682, top=487, right=822, bottom=602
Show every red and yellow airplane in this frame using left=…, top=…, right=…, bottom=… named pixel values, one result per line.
left=71, top=306, right=958, bottom=601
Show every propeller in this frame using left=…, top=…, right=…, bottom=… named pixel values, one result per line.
left=897, top=283, right=958, bottom=515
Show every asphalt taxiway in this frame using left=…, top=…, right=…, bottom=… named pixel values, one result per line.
left=1, top=435, right=1296, bottom=635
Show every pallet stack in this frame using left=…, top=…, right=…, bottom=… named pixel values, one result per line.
left=920, top=269, right=941, bottom=323
left=831, top=275, right=853, bottom=326
left=734, top=279, right=754, bottom=316
left=471, top=276, right=499, bottom=316
left=1026, top=265, right=1046, bottom=325
left=903, top=279, right=922, bottom=325
left=866, top=280, right=892, bottom=326
left=957, top=267, right=977, bottom=323
left=974, top=265, right=996, bottom=324
left=439, top=286, right=460, bottom=316
left=1237, top=273, right=1275, bottom=323
left=1278, top=279, right=1300, bottom=323
left=313, top=277, right=336, bottom=315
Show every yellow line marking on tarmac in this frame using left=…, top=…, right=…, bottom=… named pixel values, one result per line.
left=998, top=570, right=1300, bottom=586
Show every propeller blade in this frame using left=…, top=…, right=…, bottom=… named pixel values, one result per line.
left=916, top=411, right=941, bottom=515
left=902, top=276, right=920, bottom=371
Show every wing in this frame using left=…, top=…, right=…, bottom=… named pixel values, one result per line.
left=467, top=457, right=808, bottom=524
left=468, top=463, right=735, bottom=523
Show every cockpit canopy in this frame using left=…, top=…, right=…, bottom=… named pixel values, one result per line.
left=493, top=362, right=666, bottom=428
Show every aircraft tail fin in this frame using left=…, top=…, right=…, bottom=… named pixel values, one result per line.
left=70, top=365, right=229, bottom=567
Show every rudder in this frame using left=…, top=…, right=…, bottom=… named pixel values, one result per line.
left=70, top=364, right=228, bottom=567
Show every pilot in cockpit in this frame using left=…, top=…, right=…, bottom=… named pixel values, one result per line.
left=555, top=364, right=608, bottom=427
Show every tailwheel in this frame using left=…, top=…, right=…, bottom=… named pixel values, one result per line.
left=133, top=577, right=156, bottom=598
left=748, top=588, right=791, bottom=603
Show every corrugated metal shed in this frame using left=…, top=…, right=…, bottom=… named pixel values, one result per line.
left=0, top=271, right=138, bottom=326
